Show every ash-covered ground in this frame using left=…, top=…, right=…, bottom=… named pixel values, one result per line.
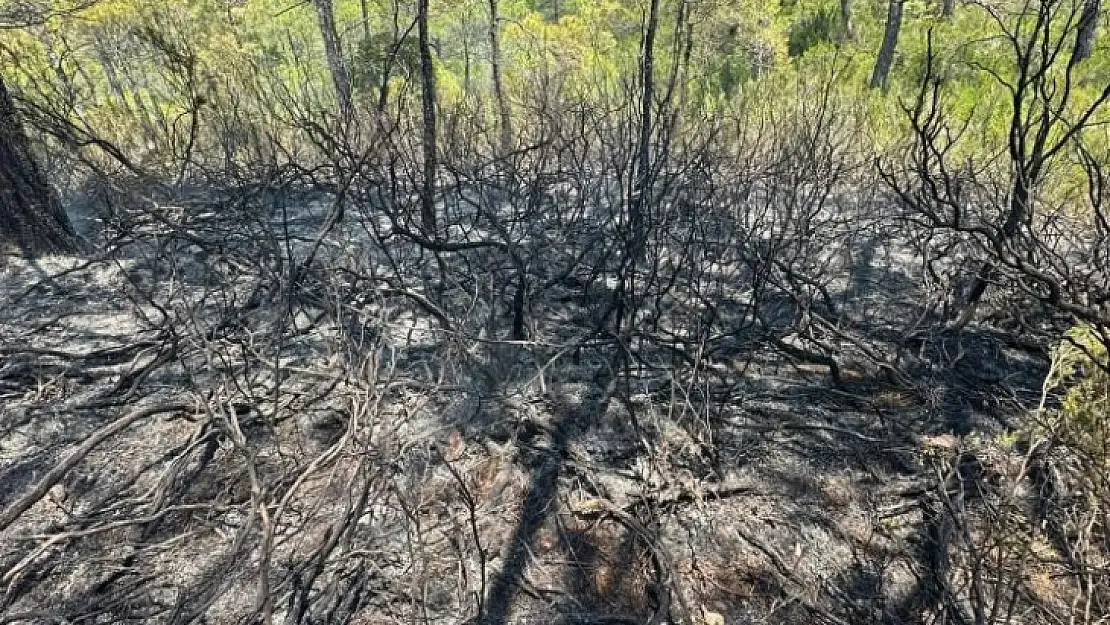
left=0, top=183, right=1058, bottom=625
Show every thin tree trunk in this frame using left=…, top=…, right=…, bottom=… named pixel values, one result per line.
left=360, top=0, right=372, bottom=42
left=941, top=0, right=955, bottom=18
left=870, top=0, right=903, bottom=90
left=661, top=0, right=689, bottom=112
left=614, top=0, right=660, bottom=334
left=841, top=0, right=855, bottom=40
left=463, top=30, right=472, bottom=97
left=313, top=0, right=353, bottom=119
left=418, top=0, right=438, bottom=235
left=377, top=0, right=403, bottom=112
left=635, top=0, right=660, bottom=246
left=488, top=0, right=512, bottom=156
left=1072, top=0, right=1100, bottom=64
left=0, top=74, right=82, bottom=256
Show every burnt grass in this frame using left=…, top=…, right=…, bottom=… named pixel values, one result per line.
left=0, top=181, right=1055, bottom=625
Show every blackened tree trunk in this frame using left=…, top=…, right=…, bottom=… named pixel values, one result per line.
left=613, top=0, right=659, bottom=334
left=634, top=0, right=660, bottom=248
left=1072, top=0, right=1100, bottom=64
left=418, top=0, right=438, bottom=235
left=0, top=74, right=81, bottom=256
left=312, top=0, right=353, bottom=119
left=870, top=0, right=903, bottom=90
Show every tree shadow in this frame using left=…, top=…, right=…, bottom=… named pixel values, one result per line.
left=479, top=350, right=621, bottom=625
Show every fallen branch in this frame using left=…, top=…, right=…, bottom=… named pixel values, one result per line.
left=0, top=401, right=193, bottom=533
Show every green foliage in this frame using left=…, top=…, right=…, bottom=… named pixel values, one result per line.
left=351, top=30, right=420, bottom=95
left=788, top=5, right=841, bottom=57
left=1, top=0, right=1107, bottom=174
left=696, top=19, right=754, bottom=98
left=1045, top=325, right=1110, bottom=462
